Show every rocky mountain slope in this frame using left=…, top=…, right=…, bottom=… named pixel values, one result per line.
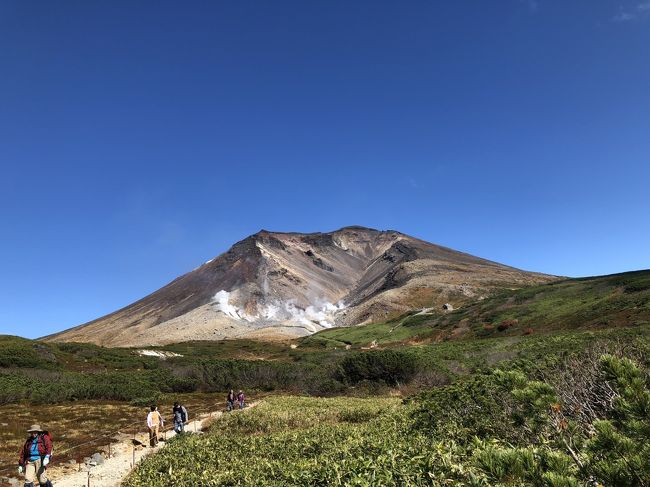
left=44, top=226, right=556, bottom=346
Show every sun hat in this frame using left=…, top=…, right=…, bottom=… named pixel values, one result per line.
left=27, top=424, right=43, bottom=433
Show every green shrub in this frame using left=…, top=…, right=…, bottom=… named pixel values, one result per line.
left=120, top=348, right=650, bottom=486
left=583, top=355, right=650, bottom=486
left=401, top=313, right=434, bottom=328
left=335, top=350, right=418, bottom=386
left=410, top=370, right=526, bottom=442
left=475, top=446, right=578, bottom=486
left=0, top=337, right=59, bottom=369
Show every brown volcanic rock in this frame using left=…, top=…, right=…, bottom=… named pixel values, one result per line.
left=44, top=227, right=557, bottom=347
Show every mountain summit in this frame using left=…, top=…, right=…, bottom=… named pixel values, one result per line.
left=46, top=227, right=556, bottom=346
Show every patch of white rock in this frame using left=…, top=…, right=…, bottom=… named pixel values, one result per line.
left=137, top=350, right=183, bottom=358
left=212, top=290, right=345, bottom=331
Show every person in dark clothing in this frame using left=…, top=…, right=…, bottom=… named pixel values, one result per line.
left=18, top=424, right=53, bottom=487
left=173, top=402, right=188, bottom=433
left=226, top=389, right=235, bottom=411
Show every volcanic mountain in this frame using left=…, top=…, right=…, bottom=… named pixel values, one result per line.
left=45, top=226, right=557, bottom=347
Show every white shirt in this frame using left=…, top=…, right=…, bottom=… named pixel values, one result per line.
left=147, top=410, right=163, bottom=428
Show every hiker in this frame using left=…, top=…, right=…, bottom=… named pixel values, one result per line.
left=226, top=389, right=235, bottom=411
left=146, top=405, right=164, bottom=447
left=18, top=424, right=53, bottom=487
left=237, top=390, right=246, bottom=409
left=173, top=402, right=188, bottom=433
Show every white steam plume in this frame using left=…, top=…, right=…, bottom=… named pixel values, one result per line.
left=212, top=290, right=345, bottom=330
left=213, top=290, right=246, bottom=320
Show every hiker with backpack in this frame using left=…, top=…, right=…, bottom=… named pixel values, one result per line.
left=173, top=402, right=189, bottom=433
left=18, top=424, right=53, bottom=487
left=147, top=405, right=164, bottom=447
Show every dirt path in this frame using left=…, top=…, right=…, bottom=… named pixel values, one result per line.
left=48, top=408, right=227, bottom=487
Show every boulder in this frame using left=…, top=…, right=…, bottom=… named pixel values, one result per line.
left=91, top=452, right=105, bottom=465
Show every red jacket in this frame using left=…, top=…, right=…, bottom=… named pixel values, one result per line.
left=19, top=433, right=52, bottom=466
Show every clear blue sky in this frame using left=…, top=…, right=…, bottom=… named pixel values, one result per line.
left=1, top=1, right=649, bottom=338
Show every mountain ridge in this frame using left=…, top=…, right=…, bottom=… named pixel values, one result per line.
left=44, top=226, right=557, bottom=347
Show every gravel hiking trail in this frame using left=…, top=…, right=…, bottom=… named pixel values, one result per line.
left=49, top=405, right=252, bottom=487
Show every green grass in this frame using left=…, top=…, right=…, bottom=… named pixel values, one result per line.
left=125, top=396, right=433, bottom=487
left=160, top=339, right=291, bottom=360
left=453, top=270, right=650, bottom=336
left=300, top=311, right=438, bottom=348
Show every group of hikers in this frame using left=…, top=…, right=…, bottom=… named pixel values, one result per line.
left=16, top=390, right=246, bottom=485
left=146, top=390, right=245, bottom=445
left=227, top=389, right=246, bottom=411
left=146, top=402, right=189, bottom=447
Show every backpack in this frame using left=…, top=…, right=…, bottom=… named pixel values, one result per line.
left=38, top=432, right=53, bottom=457
left=172, top=406, right=182, bottom=422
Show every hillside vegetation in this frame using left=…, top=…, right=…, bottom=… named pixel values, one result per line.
left=304, top=269, right=650, bottom=348
left=1, top=271, right=649, bottom=485
left=1, top=271, right=649, bottom=406
left=126, top=347, right=650, bottom=486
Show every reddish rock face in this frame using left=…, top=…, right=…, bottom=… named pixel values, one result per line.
left=44, top=226, right=557, bottom=347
